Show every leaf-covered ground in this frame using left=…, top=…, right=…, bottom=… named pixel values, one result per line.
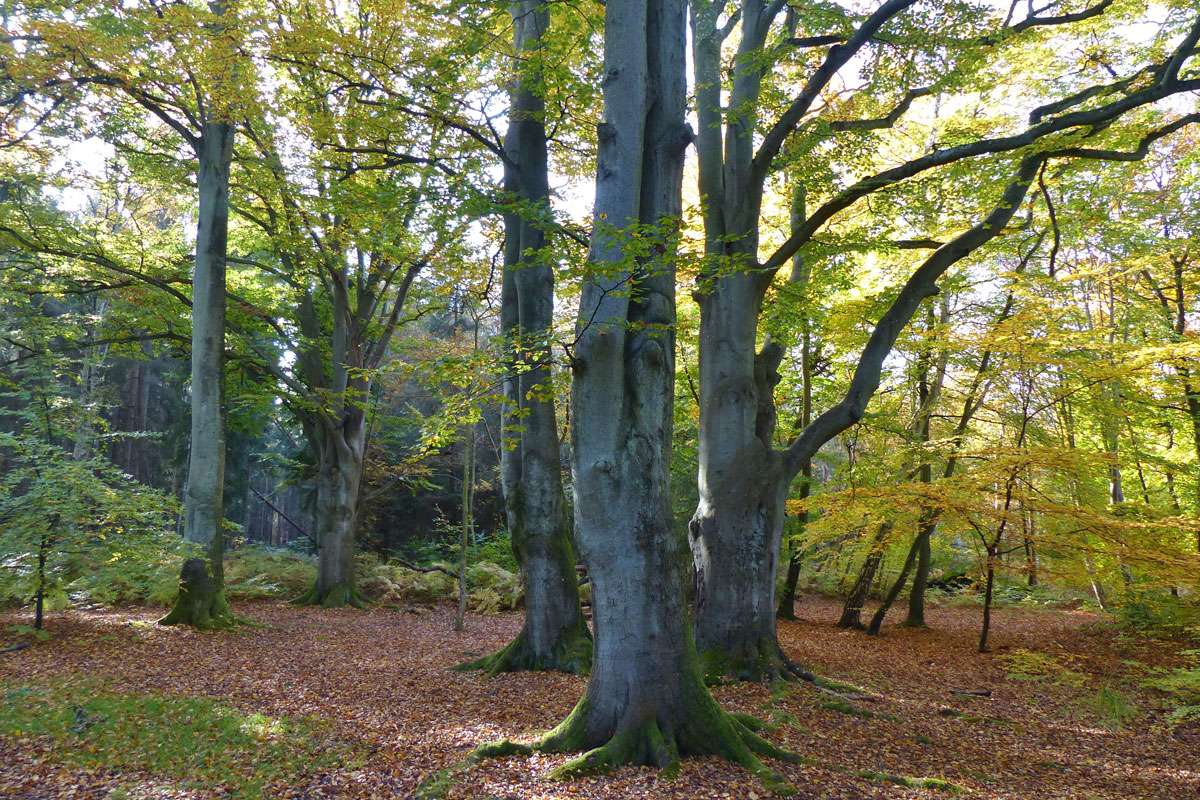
left=1, top=597, right=1197, bottom=799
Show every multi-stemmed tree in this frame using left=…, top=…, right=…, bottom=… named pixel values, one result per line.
left=685, top=0, right=1200, bottom=680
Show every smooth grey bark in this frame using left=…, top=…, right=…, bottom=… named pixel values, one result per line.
left=161, top=119, right=236, bottom=628
left=460, top=0, right=590, bottom=675
left=683, top=1, right=1199, bottom=679
left=474, top=1, right=795, bottom=784
left=301, top=411, right=367, bottom=607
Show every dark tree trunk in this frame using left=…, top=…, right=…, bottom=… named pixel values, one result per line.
left=837, top=522, right=890, bottom=629
left=905, top=523, right=933, bottom=627
left=978, top=558, right=996, bottom=652
left=867, top=517, right=930, bottom=635
left=459, top=0, right=589, bottom=675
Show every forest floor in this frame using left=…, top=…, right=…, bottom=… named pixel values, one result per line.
left=1, top=596, right=1197, bottom=800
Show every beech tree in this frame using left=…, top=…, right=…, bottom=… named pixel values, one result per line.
left=685, top=0, right=1200, bottom=681
left=473, top=0, right=798, bottom=784
left=1, top=0, right=256, bottom=626
left=458, top=0, right=590, bottom=674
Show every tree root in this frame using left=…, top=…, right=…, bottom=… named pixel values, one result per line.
left=291, top=582, right=368, bottom=609
left=468, top=693, right=800, bottom=796
left=699, top=638, right=816, bottom=685
left=453, top=621, right=592, bottom=676
left=158, top=559, right=242, bottom=630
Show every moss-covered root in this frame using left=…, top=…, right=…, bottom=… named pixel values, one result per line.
left=471, top=697, right=801, bottom=796
left=453, top=623, right=592, bottom=676
left=291, top=581, right=368, bottom=609
left=700, top=638, right=816, bottom=686
left=158, top=558, right=239, bottom=630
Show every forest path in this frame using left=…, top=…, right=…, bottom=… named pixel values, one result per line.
left=1, top=597, right=1196, bottom=799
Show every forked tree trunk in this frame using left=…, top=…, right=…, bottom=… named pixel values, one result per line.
left=475, top=2, right=795, bottom=787
left=838, top=521, right=890, bottom=629
left=161, top=119, right=236, bottom=629
left=459, top=0, right=589, bottom=674
left=905, top=523, right=934, bottom=626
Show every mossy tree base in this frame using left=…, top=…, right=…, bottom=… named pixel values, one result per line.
left=454, top=620, right=592, bottom=676
left=699, top=637, right=815, bottom=685
left=470, top=692, right=802, bottom=796
left=291, top=581, right=367, bottom=609
left=158, top=558, right=239, bottom=630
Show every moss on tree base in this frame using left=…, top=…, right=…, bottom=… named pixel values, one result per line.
left=468, top=685, right=802, bottom=796
left=158, top=558, right=239, bottom=630
left=291, top=581, right=367, bottom=609
left=699, top=637, right=816, bottom=685
left=454, top=619, right=592, bottom=676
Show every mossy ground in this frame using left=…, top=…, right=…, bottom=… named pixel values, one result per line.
left=0, top=680, right=353, bottom=799
left=291, top=581, right=368, bottom=609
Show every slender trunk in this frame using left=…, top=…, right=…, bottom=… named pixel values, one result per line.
left=456, top=424, right=474, bottom=631
left=1186, top=388, right=1200, bottom=552
left=868, top=513, right=934, bottom=634
left=1023, top=504, right=1038, bottom=587
left=906, top=524, right=933, bottom=626
left=34, top=532, right=47, bottom=631
left=161, top=120, right=235, bottom=628
left=978, top=557, right=996, bottom=652
left=838, top=521, right=890, bottom=629
left=776, top=183, right=813, bottom=621
left=459, top=0, right=589, bottom=673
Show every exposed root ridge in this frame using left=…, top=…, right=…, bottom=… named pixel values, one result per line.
left=472, top=695, right=800, bottom=796
left=700, top=638, right=817, bottom=686
left=158, top=589, right=240, bottom=630
left=453, top=621, right=592, bottom=676
left=291, top=582, right=367, bottom=609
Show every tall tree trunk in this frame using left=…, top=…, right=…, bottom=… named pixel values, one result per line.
left=777, top=182, right=814, bottom=621
left=160, top=120, right=236, bottom=628
left=456, top=423, right=474, bottom=632
left=476, top=3, right=794, bottom=786
left=459, top=0, right=589, bottom=675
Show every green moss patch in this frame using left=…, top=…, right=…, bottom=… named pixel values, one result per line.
left=0, top=681, right=354, bottom=799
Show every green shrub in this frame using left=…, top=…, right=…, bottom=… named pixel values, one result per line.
left=1116, top=591, right=1200, bottom=638
left=469, top=530, right=519, bottom=574
left=1081, top=685, right=1138, bottom=731
left=358, top=559, right=522, bottom=613
left=225, top=547, right=317, bottom=599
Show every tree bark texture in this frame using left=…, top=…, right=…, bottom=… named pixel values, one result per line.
left=161, top=120, right=236, bottom=628
left=459, top=0, right=590, bottom=675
